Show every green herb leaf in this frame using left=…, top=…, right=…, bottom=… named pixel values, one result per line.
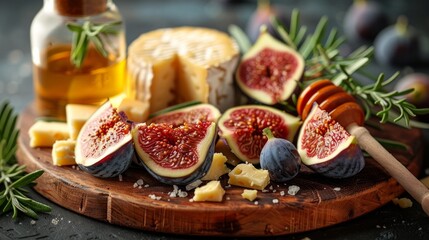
left=67, top=20, right=121, bottom=68
left=1, top=101, right=51, bottom=219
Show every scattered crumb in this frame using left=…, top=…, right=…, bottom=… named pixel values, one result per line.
left=189, top=199, right=194, bottom=202
left=144, top=184, right=150, bottom=188
left=392, top=197, right=413, bottom=208
left=288, top=185, right=300, bottom=196
left=226, top=197, right=231, bottom=200
left=333, top=187, right=341, bottom=191
left=376, top=225, right=381, bottom=228
left=148, top=194, right=162, bottom=200
left=272, top=199, right=279, bottom=204
left=169, top=185, right=189, bottom=198
left=51, top=217, right=60, bottom=225
left=254, top=201, right=259, bottom=205
left=118, top=174, right=123, bottom=182
left=262, top=189, right=269, bottom=193
left=418, top=227, right=422, bottom=231
left=301, top=237, right=311, bottom=240
left=241, top=189, right=258, bottom=201
left=136, top=179, right=144, bottom=186
left=30, top=220, right=36, bottom=225
left=280, top=190, right=285, bottom=196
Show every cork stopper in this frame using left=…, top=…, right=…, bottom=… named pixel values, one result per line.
left=54, top=0, right=107, bottom=16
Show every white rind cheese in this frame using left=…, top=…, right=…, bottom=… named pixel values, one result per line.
left=127, top=27, right=239, bottom=113
left=52, top=139, right=76, bottom=166
left=228, top=163, right=270, bottom=190
left=192, top=180, right=225, bottom=202
left=29, top=121, right=70, bottom=147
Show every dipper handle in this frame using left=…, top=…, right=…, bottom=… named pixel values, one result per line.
left=348, top=123, right=429, bottom=215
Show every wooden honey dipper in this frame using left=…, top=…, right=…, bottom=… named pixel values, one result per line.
left=297, top=79, right=429, bottom=215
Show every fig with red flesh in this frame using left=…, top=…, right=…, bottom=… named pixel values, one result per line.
left=218, top=105, right=300, bottom=164
left=235, top=29, right=304, bottom=105
left=75, top=101, right=134, bottom=178
left=132, top=121, right=217, bottom=185
left=148, top=102, right=221, bottom=127
left=297, top=104, right=365, bottom=178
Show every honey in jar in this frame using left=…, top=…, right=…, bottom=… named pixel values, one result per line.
left=30, top=0, right=126, bottom=118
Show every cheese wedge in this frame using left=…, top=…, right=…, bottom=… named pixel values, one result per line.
left=228, top=163, right=270, bottom=190
left=29, top=121, right=70, bottom=147
left=201, top=152, right=230, bottom=181
left=65, top=104, right=98, bottom=140
left=192, top=180, right=225, bottom=202
left=52, top=139, right=76, bottom=166
left=127, top=27, right=239, bottom=113
left=117, top=98, right=150, bottom=123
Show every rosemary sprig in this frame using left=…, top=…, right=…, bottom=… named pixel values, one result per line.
left=66, top=20, right=122, bottom=68
left=229, top=8, right=429, bottom=128
left=0, top=101, right=51, bottom=219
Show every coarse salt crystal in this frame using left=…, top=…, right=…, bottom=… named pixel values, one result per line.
left=118, top=174, right=123, bottom=182
left=254, top=201, right=259, bottom=205
left=136, top=179, right=144, bottom=186
left=288, top=185, right=300, bottom=196
left=280, top=191, right=285, bottom=196
left=272, top=199, right=279, bottom=204
left=333, top=187, right=341, bottom=191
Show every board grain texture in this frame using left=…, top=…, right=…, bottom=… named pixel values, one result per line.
left=16, top=104, right=423, bottom=237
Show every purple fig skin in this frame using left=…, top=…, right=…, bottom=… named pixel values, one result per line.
left=374, top=17, right=420, bottom=66
left=260, top=136, right=301, bottom=182
left=306, top=143, right=365, bottom=179
left=78, top=141, right=134, bottom=178
left=343, top=0, right=389, bottom=43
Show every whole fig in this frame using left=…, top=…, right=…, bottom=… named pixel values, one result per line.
left=374, top=16, right=420, bottom=66
left=260, top=128, right=301, bottom=182
left=246, top=0, right=289, bottom=43
left=343, top=0, right=389, bottom=43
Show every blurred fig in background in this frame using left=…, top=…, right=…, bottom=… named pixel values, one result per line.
left=394, top=73, right=429, bottom=108
left=246, top=0, right=289, bottom=43
left=343, top=0, right=389, bottom=43
left=374, top=16, right=420, bottom=67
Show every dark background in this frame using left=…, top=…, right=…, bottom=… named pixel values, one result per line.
left=1, top=0, right=429, bottom=239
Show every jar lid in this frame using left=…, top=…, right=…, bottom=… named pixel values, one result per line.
left=55, top=0, right=108, bottom=16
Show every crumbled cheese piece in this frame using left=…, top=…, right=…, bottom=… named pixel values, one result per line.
left=65, top=104, right=98, bottom=140
left=51, top=139, right=76, bottom=166
left=117, top=98, right=150, bottom=123
left=228, top=163, right=270, bottom=190
left=136, top=179, right=144, bottom=186
left=29, top=121, right=70, bottom=147
left=280, top=191, right=285, bottom=196
left=192, top=180, right=225, bottom=202
left=333, top=187, right=341, bottom=191
left=288, top=185, right=300, bottom=196
left=254, top=201, right=259, bottom=205
left=272, top=199, right=279, bottom=204
left=241, top=189, right=258, bottom=201
left=392, top=197, right=413, bottom=208
left=201, top=153, right=230, bottom=180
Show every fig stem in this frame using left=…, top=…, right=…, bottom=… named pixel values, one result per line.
left=395, top=16, right=409, bottom=35
left=262, top=127, right=274, bottom=140
left=347, top=123, right=429, bottom=216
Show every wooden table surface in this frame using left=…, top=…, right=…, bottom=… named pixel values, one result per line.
left=1, top=0, right=429, bottom=239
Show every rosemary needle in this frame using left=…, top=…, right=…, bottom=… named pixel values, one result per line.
left=0, top=101, right=51, bottom=219
left=66, top=20, right=122, bottom=68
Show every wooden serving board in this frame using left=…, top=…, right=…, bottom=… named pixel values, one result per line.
left=16, top=104, right=423, bottom=237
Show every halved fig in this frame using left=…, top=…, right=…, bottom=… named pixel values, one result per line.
left=218, top=105, right=301, bottom=164
left=132, top=121, right=217, bottom=185
left=148, top=102, right=221, bottom=127
left=235, top=28, right=304, bottom=105
left=75, top=101, right=134, bottom=178
left=297, top=104, right=365, bottom=178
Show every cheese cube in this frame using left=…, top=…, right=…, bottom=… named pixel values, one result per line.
left=52, top=139, right=76, bottom=166
left=241, top=189, right=258, bottom=201
left=201, top=153, right=230, bottom=181
left=66, top=104, right=98, bottom=140
left=28, top=121, right=70, bottom=147
left=117, top=98, right=150, bottom=123
left=192, top=180, right=225, bottom=202
left=228, top=163, right=270, bottom=190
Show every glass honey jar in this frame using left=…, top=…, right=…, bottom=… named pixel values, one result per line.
left=30, top=0, right=126, bottom=118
